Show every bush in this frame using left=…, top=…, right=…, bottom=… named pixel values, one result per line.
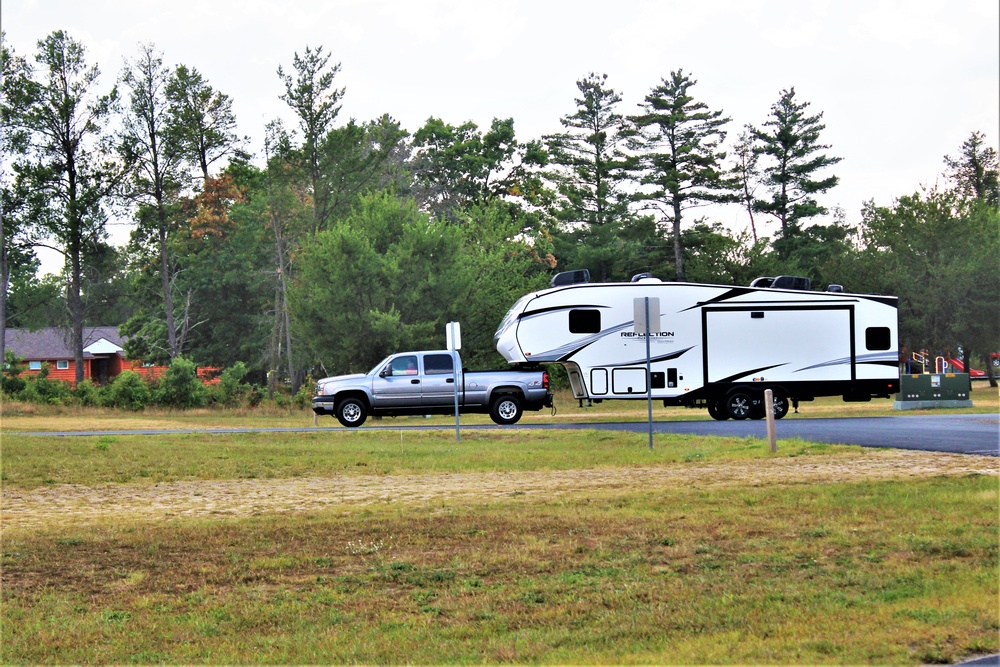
left=73, top=378, right=104, bottom=407
left=212, top=362, right=250, bottom=407
left=20, top=364, right=73, bottom=405
left=105, top=371, right=152, bottom=411
left=155, top=357, right=207, bottom=409
left=2, top=350, right=27, bottom=396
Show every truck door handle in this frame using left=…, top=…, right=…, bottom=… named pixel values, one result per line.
left=446, top=378, right=454, bottom=383
left=411, top=379, right=420, bottom=384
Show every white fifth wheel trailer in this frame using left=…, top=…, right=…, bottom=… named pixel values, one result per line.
left=494, top=272, right=900, bottom=420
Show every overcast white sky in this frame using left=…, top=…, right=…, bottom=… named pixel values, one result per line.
left=4, top=0, right=999, bottom=273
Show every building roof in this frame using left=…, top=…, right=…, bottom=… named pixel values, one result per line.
left=3, top=327, right=126, bottom=360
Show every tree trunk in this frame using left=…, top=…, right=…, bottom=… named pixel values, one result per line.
left=69, top=239, right=85, bottom=385
left=672, top=201, right=684, bottom=282
left=159, top=207, right=178, bottom=358
left=1, top=221, right=8, bottom=358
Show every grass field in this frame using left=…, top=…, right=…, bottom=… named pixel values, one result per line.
left=1, top=398, right=998, bottom=664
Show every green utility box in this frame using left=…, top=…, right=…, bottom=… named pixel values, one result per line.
left=893, top=373, right=973, bottom=410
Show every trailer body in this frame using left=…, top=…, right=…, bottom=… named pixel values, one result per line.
left=494, top=277, right=900, bottom=419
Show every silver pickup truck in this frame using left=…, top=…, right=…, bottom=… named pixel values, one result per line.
left=311, top=350, right=553, bottom=427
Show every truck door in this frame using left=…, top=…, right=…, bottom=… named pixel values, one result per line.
left=420, top=353, right=458, bottom=407
left=371, top=354, right=423, bottom=408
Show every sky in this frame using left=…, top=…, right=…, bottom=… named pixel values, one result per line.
left=4, top=0, right=999, bottom=274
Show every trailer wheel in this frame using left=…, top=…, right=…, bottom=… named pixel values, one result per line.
left=707, top=400, right=729, bottom=420
left=725, top=392, right=753, bottom=420
left=771, top=392, right=789, bottom=420
left=490, top=394, right=523, bottom=425
left=336, top=397, right=368, bottom=428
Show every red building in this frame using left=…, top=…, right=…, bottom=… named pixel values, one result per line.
left=3, top=327, right=218, bottom=386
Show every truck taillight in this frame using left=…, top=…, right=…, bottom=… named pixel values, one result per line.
left=543, top=372, right=549, bottom=389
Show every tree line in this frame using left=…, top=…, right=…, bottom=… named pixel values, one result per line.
left=2, top=31, right=998, bottom=394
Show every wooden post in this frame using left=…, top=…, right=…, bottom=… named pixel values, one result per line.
left=764, top=388, right=777, bottom=453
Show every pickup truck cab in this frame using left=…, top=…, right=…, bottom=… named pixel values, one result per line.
left=311, top=350, right=552, bottom=427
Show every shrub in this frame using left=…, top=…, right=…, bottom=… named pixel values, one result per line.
left=2, top=350, right=27, bottom=396
left=155, top=357, right=207, bottom=409
left=73, top=378, right=104, bottom=407
left=212, top=362, right=250, bottom=407
left=105, top=371, right=152, bottom=411
left=20, top=365, right=73, bottom=405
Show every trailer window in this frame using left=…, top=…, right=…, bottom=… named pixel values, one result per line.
left=866, top=327, right=891, bottom=351
left=423, top=354, right=454, bottom=375
left=569, top=309, right=601, bottom=334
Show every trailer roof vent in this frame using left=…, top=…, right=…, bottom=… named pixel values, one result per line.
left=551, top=269, right=591, bottom=288
left=770, top=275, right=812, bottom=291
left=749, top=276, right=774, bottom=288
left=630, top=272, right=660, bottom=282
left=827, top=284, right=844, bottom=293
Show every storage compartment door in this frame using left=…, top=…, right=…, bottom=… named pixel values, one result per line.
left=612, top=367, right=648, bottom=394
left=706, top=308, right=853, bottom=382
left=590, top=368, right=608, bottom=395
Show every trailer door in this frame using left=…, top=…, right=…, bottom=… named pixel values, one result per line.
left=705, top=307, right=854, bottom=383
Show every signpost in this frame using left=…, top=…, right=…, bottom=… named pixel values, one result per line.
left=634, top=297, right=660, bottom=451
left=447, top=321, right=461, bottom=443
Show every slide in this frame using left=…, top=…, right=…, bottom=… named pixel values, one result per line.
left=945, top=357, right=986, bottom=377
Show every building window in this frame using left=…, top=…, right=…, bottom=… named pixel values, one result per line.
left=29, top=361, right=42, bottom=371
left=57, top=360, right=70, bottom=370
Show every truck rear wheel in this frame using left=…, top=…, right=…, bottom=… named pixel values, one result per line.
left=490, top=395, right=523, bottom=425
left=336, top=397, right=368, bottom=427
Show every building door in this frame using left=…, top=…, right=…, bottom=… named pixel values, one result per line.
left=92, top=358, right=110, bottom=384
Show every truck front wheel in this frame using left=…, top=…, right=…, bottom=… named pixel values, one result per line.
left=336, top=397, right=368, bottom=427
left=490, top=395, right=523, bottom=425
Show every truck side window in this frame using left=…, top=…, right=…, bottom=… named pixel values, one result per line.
left=423, top=354, right=454, bottom=375
left=569, top=309, right=601, bottom=334
left=865, top=327, right=891, bottom=351
left=390, top=355, right=419, bottom=375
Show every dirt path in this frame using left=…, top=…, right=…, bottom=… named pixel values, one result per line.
left=3, top=450, right=996, bottom=531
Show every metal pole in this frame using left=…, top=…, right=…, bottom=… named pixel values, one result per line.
left=646, top=297, right=653, bottom=451
left=452, top=348, right=460, bottom=443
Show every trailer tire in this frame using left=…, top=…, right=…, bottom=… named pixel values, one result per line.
left=707, top=400, right=729, bottom=420
left=725, top=391, right=754, bottom=420
left=771, top=392, right=789, bottom=420
left=336, top=397, right=368, bottom=428
left=490, top=394, right=523, bottom=425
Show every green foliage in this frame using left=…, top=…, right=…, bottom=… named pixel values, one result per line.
left=104, top=371, right=153, bottom=411
left=156, top=357, right=207, bottom=408
left=211, top=361, right=250, bottom=407
left=291, top=193, right=551, bottom=374
left=842, top=188, right=999, bottom=356
left=19, top=366, right=72, bottom=405
left=631, top=69, right=739, bottom=281
left=751, top=87, right=842, bottom=237
left=72, top=378, right=104, bottom=407
left=2, top=350, right=27, bottom=395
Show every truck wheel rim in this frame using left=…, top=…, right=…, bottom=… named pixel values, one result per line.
left=343, top=404, right=361, bottom=422
left=498, top=400, right=517, bottom=419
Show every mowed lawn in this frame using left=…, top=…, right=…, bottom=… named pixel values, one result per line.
left=1, top=407, right=998, bottom=664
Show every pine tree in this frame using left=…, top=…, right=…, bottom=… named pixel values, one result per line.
left=631, top=70, right=737, bottom=281
left=752, top=88, right=841, bottom=239
left=544, top=73, right=638, bottom=281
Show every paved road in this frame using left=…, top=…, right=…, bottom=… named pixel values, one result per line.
left=16, top=414, right=1000, bottom=457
